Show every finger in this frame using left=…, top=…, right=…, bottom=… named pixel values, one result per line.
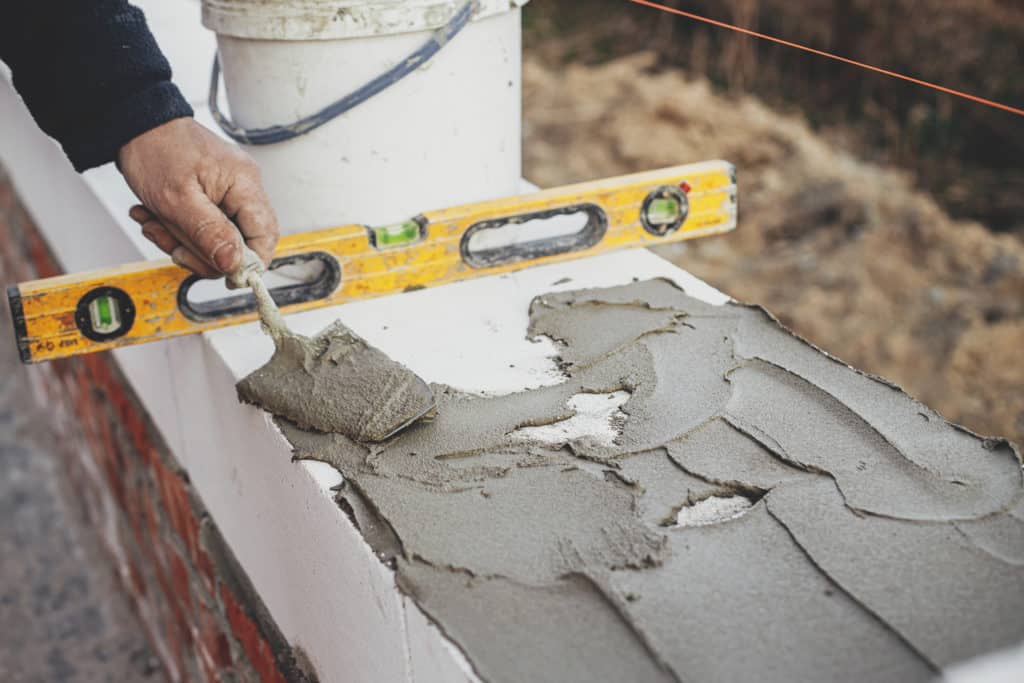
left=129, top=204, right=154, bottom=225
left=170, top=245, right=221, bottom=279
left=154, top=216, right=227, bottom=279
left=139, top=217, right=182, bottom=256
left=221, top=174, right=280, bottom=267
left=137, top=209, right=219, bottom=278
left=136, top=201, right=229, bottom=278
left=160, top=183, right=243, bottom=274
left=135, top=205, right=222, bottom=277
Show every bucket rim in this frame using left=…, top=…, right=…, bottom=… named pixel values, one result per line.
left=202, top=0, right=528, bottom=41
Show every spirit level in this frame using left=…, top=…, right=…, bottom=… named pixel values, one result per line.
left=7, top=160, right=737, bottom=363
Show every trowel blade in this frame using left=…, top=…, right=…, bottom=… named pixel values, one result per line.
left=376, top=377, right=437, bottom=441
left=335, top=340, right=436, bottom=442
left=237, top=321, right=436, bottom=443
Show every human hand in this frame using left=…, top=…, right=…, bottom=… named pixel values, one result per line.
left=117, top=118, right=279, bottom=278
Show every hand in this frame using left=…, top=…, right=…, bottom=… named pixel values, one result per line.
left=118, top=118, right=279, bottom=278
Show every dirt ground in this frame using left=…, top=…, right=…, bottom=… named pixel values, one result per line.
left=523, top=53, right=1024, bottom=447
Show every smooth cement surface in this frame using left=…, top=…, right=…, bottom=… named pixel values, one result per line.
left=238, top=278, right=1024, bottom=682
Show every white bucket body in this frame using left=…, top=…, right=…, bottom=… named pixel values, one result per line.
left=205, top=1, right=526, bottom=233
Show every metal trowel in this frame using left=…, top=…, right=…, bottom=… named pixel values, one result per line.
left=231, top=247, right=436, bottom=443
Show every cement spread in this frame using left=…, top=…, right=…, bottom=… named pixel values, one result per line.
left=240, top=278, right=1024, bottom=682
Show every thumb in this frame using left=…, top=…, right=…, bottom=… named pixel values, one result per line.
left=159, top=186, right=244, bottom=274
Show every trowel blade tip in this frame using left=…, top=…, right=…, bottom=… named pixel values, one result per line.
left=377, top=397, right=438, bottom=442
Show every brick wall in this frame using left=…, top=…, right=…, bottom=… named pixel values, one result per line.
left=1, top=168, right=314, bottom=683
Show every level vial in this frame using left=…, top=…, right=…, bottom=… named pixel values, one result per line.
left=371, top=220, right=424, bottom=249
left=75, top=286, right=136, bottom=342
left=89, top=295, right=121, bottom=334
left=645, top=198, right=683, bottom=226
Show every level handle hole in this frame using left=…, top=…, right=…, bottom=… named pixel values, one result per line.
left=178, top=252, right=341, bottom=322
left=461, top=204, right=608, bottom=269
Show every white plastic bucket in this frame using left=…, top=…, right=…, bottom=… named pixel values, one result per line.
left=203, top=0, right=528, bottom=234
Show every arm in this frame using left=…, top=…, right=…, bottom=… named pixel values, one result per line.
left=1, top=1, right=279, bottom=276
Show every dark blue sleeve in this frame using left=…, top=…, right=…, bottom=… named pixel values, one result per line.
left=0, top=1, right=194, bottom=171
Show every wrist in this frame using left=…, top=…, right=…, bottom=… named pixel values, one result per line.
left=116, top=115, right=194, bottom=173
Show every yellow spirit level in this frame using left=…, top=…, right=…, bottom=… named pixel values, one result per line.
left=7, top=160, right=737, bottom=363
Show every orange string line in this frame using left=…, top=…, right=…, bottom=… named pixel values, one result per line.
left=628, top=0, right=1024, bottom=117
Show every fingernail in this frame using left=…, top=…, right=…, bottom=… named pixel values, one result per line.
left=211, top=242, right=238, bottom=272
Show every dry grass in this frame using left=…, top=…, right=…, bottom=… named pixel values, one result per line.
left=525, top=0, right=1024, bottom=234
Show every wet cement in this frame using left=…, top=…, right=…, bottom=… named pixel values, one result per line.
left=239, top=278, right=1024, bottom=682
left=234, top=256, right=434, bottom=443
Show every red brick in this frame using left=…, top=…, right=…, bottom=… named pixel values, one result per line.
left=142, top=495, right=161, bottom=542
left=155, top=462, right=200, bottom=563
left=199, top=655, right=220, bottom=683
left=161, top=605, right=187, bottom=676
left=222, top=586, right=286, bottom=683
left=167, top=550, right=194, bottom=613
left=195, top=546, right=216, bottom=597
left=196, top=598, right=233, bottom=670
left=153, top=562, right=176, bottom=621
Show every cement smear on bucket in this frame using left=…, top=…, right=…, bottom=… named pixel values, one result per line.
left=238, top=278, right=1024, bottom=682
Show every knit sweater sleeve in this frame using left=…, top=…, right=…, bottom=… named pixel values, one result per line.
left=0, top=1, right=194, bottom=171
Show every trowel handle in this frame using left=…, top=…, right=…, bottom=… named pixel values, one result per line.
left=227, top=245, right=267, bottom=290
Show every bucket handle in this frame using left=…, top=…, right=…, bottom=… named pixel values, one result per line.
left=208, top=0, right=480, bottom=146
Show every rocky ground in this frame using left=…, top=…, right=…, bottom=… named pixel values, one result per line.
left=523, top=53, right=1024, bottom=446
